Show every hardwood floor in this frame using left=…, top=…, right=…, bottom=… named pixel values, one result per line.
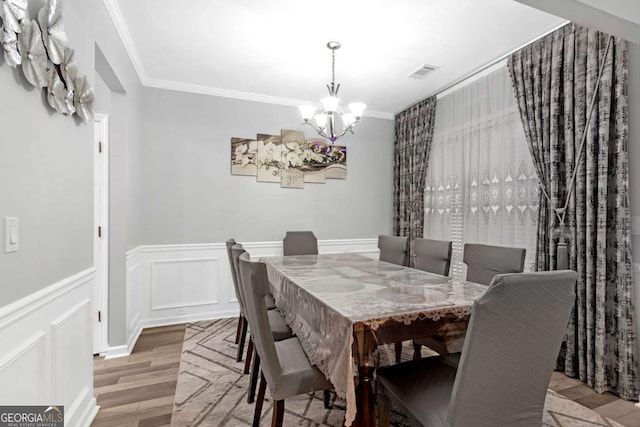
left=92, top=324, right=186, bottom=427
left=548, top=372, right=640, bottom=426
left=92, top=324, right=640, bottom=426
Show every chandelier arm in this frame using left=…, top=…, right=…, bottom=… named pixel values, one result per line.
left=301, top=121, right=330, bottom=140
left=301, top=115, right=361, bottom=142
left=331, top=123, right=358, bottom=141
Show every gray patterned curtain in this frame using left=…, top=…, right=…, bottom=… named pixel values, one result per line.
left=508, top=23, right=639, bottom=400
left=393, top=97, right=437, bottom=246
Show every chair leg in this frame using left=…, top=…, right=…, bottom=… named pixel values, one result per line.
left=271, top=400, right=285, bottom=427
left=413, top=342, right=422, bottom=360
left=252, top=372, right=267, bottom=427
left=247, top=351, right=261, bottom=403
left=243, top=336, right=254, bottom=374
left=323, top=390, right=332, bottom=409
left=394, top=342, right=403, bottom=363
left=235, top=314, right=243, bottom=344
left=237, top=318, right=248, bottom=362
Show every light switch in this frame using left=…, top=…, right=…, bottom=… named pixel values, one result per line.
left=4, top=217, right=18, bottom=253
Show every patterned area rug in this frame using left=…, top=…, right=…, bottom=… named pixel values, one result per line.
left=171, top=319, right=622, bottom=426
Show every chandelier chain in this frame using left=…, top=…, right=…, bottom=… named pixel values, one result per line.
left=331, top=48, right=336, bottom=86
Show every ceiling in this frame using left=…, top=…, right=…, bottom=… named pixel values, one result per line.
left=107, top=0, right=570, bottom=117
left=577, top=0, right=640, bottom=25
left=515, top=0, right=640, bottom=45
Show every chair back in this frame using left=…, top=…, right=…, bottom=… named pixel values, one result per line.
left=463, top=243, right=526, bottom=285
left=230, top=243, right=247, bottom=311
left=225, top=239, right=242, bottom=312
left=447, top=270, right=577, bottom=426
left=283, top=231, right=319, bottom=256
left=413, top=238, right=452, bottom=276
left=378, top=235, right=409, bottom=266
left=238, top=252, right=283, bottom=386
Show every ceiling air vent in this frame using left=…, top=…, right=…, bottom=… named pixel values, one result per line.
left=408, top=64, right=438, bottom=79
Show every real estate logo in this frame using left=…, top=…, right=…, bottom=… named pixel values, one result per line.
left=0, top=406, right=64, bottom=427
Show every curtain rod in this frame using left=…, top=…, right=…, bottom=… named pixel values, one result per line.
left=396, top=21, right=570, bottom=114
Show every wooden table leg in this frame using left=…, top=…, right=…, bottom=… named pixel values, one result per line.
left=352, top=324, right=377, bottom=427
left=354, top=364, right=376, bottom=426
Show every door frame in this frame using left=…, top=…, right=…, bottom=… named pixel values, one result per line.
left=93, top=113, right=110, bottom=354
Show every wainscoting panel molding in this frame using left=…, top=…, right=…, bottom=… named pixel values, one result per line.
left=0, top=332, right=47, bottom=404
left=150, top=257, right=220, bottom=310
left=123, top=238, right=379, bottom=351
left=51, top=299, right=92, bottom=422
left=0, top=268, right=98, bottom=427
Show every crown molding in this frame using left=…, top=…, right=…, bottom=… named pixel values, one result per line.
left=102, top=0, right=394, bottom=121
left=144, top=77, right=393, bottom=120
left=144, top=77, right=315, bottom=109
left=102, top=0, right=148, bottom=82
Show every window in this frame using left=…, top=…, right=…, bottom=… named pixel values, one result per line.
left=424, top=66, right=539, bottom=278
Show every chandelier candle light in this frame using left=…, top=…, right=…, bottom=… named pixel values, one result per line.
left=299, top=41, right=366, bottom=143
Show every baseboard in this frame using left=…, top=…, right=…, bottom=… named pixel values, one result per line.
left=104, top=344, right=129, bottom=359
left=73, top=400, right=99, bottom=427
left=105, top=314, right=142, bottom=359
left=104, top=331, right=141, bottom=360
left=65, top=387, right=99, bottom=427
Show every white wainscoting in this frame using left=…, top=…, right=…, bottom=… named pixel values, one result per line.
left=122, top=238, right=379, bottom=352
left=0, top=268, right=98, bottom=427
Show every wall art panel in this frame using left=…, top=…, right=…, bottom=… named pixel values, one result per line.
left=231, top=129, right=346, bottom=188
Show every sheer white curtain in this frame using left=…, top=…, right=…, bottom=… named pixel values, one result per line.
left=424, top=66, right=539, bottom=279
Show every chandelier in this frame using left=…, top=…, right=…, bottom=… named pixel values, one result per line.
left=299, top=41, right=366, bottom=143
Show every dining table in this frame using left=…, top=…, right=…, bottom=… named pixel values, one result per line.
left=262, top=253, right=488, bottom=427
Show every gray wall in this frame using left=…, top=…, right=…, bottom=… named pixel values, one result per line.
left=0, top=65, right=93, bottom=305
left=141, top=88, right=395, bottom=244
left=0, top=0, right=98, bottom=306
left=94, top=73, right=111, bottom=115
left=0, top=0, right=144, bottom=347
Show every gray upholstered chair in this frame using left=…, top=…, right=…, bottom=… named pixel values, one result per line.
left=282, top=230, right=319, bottom=256
left=229, top=243, right=278, bottom=365
left=412, top=243, right=527, bottom=359
left=378, top=234, right=409, bottom=363
left=378, top=235, right=409, bottom=266
left=231, top=243, right=277, bottom=311
left=392, top=238, right=453, bottom=363
left=413, top=238, right=453, bottom=276
left=231, top=244, right=293, bottom=403
left=378, top=270, right=577, bottom=427
left=463, top=243, right=526, bottom=285
left=225, top=239, right=247, bottom=360
left=238, top=252, right=333, bottom=426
